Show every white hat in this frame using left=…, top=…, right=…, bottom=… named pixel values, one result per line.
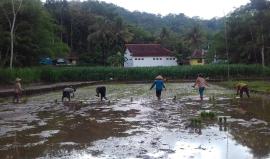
left=155, top=75, right=163, bottom=80
left=15, top=78, right=21, bottom=82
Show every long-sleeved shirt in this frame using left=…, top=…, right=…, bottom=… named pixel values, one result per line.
left=150, top=80, right=166, bottom=91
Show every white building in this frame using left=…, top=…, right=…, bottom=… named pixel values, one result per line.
left=124, top=44, right=178, bottom=67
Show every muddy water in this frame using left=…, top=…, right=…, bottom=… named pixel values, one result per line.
left=0, top=83, right=270, bottom=159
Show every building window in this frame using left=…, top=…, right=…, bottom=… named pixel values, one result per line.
left=135, top=58, right=137, bottom=60
left=198, top=59, right=202, bottom=63
left=142, top=58, right=144, bottom=60
left=138, top=58, right=140, bottom=60
left=160, top=58, right=162, bottom=60
left=153, top=58, right=155, bottom=60
left=173, top=58, right=175, bottom=60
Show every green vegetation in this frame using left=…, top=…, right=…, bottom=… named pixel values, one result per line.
left=200, top=111, right=216, bottom=119
left=190, top=111, right=216, bottom=127
left=208, top=0, right=270, bottom=65
left=219, top=80, right=270, bottom=94
left=0, top=67, right=42, bottom=84
left=190, top=118, right=202, bottom=127
left=40, top=0, right=270, bottom=66
left=2, top=0, right=270, bottom=68
left=0, top=0, right=69, bottom=68
left=1, top=64, right=270, bottom=84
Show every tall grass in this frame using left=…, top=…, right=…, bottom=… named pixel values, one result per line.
left=0, top=64, right=269, bottom=84
left=0, top=67, right=42, bottom=84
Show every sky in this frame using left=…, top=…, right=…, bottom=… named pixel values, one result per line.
left=100, top=0, right=250, bottom=19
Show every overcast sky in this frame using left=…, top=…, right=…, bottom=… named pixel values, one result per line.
left=100, top=0, right=250, bottom=19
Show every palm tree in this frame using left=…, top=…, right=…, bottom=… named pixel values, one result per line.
left=184, top=24, right=205, bottom=50
left=87, top=17, right=113, bottom=65
left=87, top=17, right=133, bottom=66
left=160, top=27, right=170, bottom=41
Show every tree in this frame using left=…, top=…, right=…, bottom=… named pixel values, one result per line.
left=87, top=17, right=114, bottom=65
left=1, top=0, right=23, bottom=69
left=184, top=24, right=205, bottom=51
left=160, top=27, right=170, bottom=42
left=107, top=52, right=124, bottom=67
left=87, top=16, right=133, bottom=66
left=0, top=0, right=69, bottom=67
left=250, top=0, right=269, bottom=67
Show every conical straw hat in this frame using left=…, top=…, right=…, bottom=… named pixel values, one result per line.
left=15, top=78, right=21, bottom=82
left=155, top=75, right=163, bottom=80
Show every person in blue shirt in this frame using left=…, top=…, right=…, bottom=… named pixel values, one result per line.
left=150, top=75, right=166, bottom=100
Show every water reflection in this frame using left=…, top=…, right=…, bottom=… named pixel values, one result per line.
left=0, top=83, right=270, bottom=158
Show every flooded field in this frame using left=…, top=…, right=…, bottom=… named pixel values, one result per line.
left=1, top=83, right=270, bottom=159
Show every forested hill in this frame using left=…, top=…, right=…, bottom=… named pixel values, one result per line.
left=89, top=0, right=223, bottom=34
left=1, top=0, right=270, bottom=68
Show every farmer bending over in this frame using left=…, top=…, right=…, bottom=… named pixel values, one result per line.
left=62, top=86, right=76, bottom=101
left=96, top=86, right=108, bottom=101
left=235, top=82, right=250, bottom=98
left=150, top=75, right=166, bottom=100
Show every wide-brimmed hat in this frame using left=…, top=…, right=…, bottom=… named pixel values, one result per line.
left=15, top=78, right=21, bottom=82
left=155, top=75, right=163, bottom=80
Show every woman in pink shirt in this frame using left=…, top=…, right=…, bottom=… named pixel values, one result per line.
left=192, top=74, right=209, bottom=100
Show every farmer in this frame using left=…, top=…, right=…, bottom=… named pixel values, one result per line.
left=13, top=78, right=23, bottom=103
left=150, top=75, right=166, bottom=100
left=235, top=82, right=250, bottom=98
left=62, top=86, right=76, bottom=102
left=96, top=86, right=108, bottom=101
left=192, top=73, right=209, bottom=101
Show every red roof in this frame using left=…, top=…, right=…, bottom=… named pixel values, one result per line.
left=191, top=49, right=205, bottom=59
left=125, top=44, right=173, bottom=57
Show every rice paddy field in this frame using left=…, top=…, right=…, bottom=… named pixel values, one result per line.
left=1, top=83, right=270, bottom=159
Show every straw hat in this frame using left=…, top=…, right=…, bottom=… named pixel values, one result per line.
left=15, top=78, right=21, bottom=82
left=155, top=75, right=163, bottom=80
